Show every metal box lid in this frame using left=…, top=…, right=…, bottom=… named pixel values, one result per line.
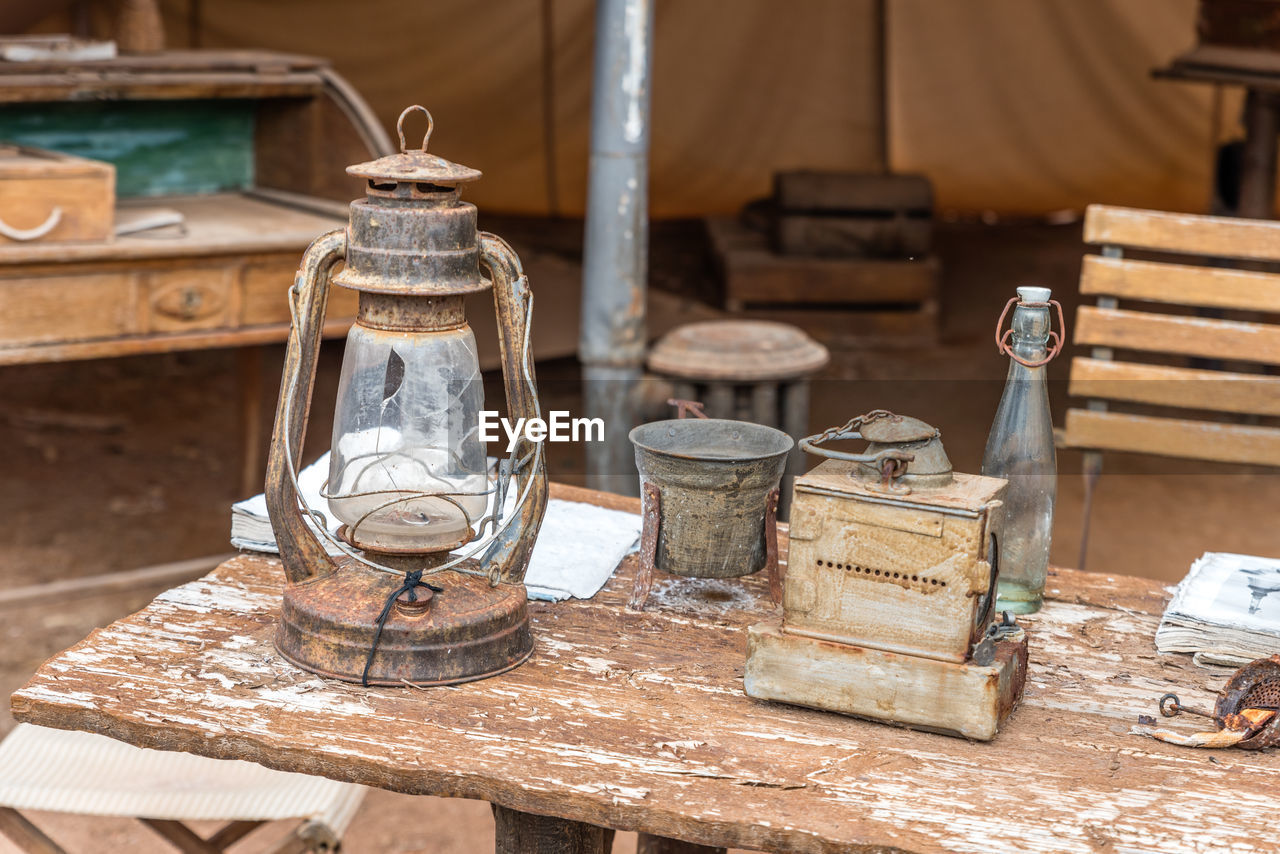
left=795, top=460, right=1006, bottom=517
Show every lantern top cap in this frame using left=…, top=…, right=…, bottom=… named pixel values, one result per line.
left=346, top=105, right=482, bottom=186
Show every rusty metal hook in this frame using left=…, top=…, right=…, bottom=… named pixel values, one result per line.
left=396, top=104, right=434, bottom=153
left=1159, top=693, right=1215, bottom=719
left=995, top=296, right=1065, bottom=368
left=879, top=456, right=909, bottom=489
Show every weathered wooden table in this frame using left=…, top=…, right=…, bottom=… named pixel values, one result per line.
left=11, top=486, right=1279, bottom=853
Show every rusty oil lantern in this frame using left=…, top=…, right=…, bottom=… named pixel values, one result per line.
left=265, top=106, right=547, bottom=687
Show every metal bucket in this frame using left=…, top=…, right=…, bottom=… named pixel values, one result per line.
left=630, top=418, right=793, bottom=578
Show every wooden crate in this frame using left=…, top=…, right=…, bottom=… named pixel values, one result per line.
left=773, top=171, right=932, bottom=258
left=0, top=145, right=114, bottom=245
left=707, top=216, right=939, bottom=346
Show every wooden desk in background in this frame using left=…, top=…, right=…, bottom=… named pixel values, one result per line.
left=0, top=47, right=392, bottom=497
left=0, top=191, right=355, bottom=496
left=0, top=192, right=356, bottom=366
left=11, top=484, right=1278, bottom=853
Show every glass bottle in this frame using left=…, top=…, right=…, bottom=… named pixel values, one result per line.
left=982, top=286, right=1058, bottom=614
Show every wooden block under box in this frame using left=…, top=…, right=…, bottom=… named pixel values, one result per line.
left=775, top=171, right=933, bottom=213
left=774, top=171, right=933, bottom=258
left=707, top=218, right=939, bottom=343
left=739, top=302, right=939, bottom=349
left=776, top=214, right=931, bottom=258
left=744, top=621, right=1027, bottom=741
left=0, top=145, right=114, bottom=244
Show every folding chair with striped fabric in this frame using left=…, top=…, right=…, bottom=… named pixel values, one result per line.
left=0, top=724, right=366, bottom=853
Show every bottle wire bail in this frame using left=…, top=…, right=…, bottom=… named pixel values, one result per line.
left=995, top=296, right=1065, bottom=368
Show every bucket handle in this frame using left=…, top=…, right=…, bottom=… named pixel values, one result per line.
left=668, top=398, right=708, bottom=419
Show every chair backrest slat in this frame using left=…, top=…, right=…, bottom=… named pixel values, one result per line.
left=1074, top=306, right=1280, bottom=367
left=1066, top=205, right=1280, bottom=470
left=1063, top=409, right=1280, bottom=467
left=1081, top=255, right=1280, bottom=312
left=1068, top=356, right=1280, bottom=417
left=1085, top=204, right=1280, bottom=262
left=1068, top=205, right=1280, bottom=566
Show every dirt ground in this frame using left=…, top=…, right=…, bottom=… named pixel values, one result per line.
left=2, top=217, right=1278, bottom=853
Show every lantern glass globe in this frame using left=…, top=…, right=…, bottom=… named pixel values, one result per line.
left=327, top=322, right=488, bottom=553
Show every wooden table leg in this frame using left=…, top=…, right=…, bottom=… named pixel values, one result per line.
left=140, top=818, right=223, bottom=853
left=207, top=820, right=266, bottom=850
left=1238, top=88, right=1280, bottom=220
left=492, top=804, right=615, bottom=853
left=0, top=807, right=66, bottom=854
left=238, top=345, right=264, bottom=499
left=636, top=833, right=727, bottom=854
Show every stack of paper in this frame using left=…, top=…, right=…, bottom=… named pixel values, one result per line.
left=1155, top=552, right=1280, bottom=667
left=231, top=454, right=336, bottom=554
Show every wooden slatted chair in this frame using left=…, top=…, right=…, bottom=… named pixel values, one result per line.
left=1062, top=204, right=1280, bottom=568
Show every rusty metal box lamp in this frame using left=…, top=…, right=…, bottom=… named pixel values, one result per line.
left=265, top=107, right=547, bottom=688
left=745, top=410, right=1028, bottom=740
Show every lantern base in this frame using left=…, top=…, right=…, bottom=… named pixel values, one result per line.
left=275, top=558, right=533, bottom=687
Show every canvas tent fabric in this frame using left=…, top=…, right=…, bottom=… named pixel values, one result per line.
left=119, top=0, right=1237, bottom=217
left=158, top=0, right=883, bottom=218
left=889, top=0, right=1236, bottom=215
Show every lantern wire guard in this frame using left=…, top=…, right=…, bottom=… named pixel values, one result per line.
left=279, top=289, right=543, bottom=587
left=264, top=107, right=548, bottom=687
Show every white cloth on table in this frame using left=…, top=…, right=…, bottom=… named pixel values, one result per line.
left=230, top=452, right=641, bottom=602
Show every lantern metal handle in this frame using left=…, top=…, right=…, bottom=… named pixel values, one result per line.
left=396, top=105, right=434, bottom=152
left=265, top=229, right=347, bottom=585
left=475, top=232, right=549, bottom=583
